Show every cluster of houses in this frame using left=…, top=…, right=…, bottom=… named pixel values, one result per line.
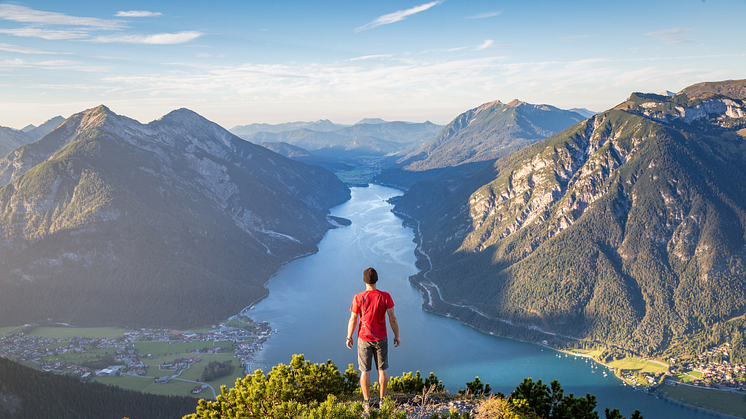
left=0, top=317, right=275, bottom=381
left=667, top=344, right=746, bottom=390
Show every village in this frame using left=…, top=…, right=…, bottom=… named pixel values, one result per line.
left=0, top=315, right=274, bottom=389
left=664, top=344, right=746, bottom=391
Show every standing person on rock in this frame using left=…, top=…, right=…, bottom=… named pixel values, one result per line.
left=346, top=267, right=401, bottom=410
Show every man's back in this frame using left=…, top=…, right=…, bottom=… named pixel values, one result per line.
left=351, top=289, right=393, bottom=342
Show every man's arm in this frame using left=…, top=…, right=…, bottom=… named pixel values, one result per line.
left=387, top=307, right=400, bottom=347
left=346, top=312, right=358, bottom=349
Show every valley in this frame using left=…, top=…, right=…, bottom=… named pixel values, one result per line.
left=1, top=79, right=746, bottom=418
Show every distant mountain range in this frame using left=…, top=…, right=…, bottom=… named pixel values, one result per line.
left=0, top=105, right=350, bottom=328
left=376, top=100, right=586, bottom=189
left=0, top=116, right=65, bottom=158
left=233, top=120, right=443, bottom=160
left=229, top=119, right=347, bottom=136
left=393, top=79, right=746, bottom=357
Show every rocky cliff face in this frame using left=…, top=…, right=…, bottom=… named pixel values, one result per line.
left=394, top=81, right=746, bottom=354
left=0, top=105, right=350, bottom=327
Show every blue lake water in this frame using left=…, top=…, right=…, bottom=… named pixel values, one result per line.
left=250, top=185, right=707, bottom=419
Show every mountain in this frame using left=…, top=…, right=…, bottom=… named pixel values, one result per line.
left=259, top=141, right=355, bottom=172
left=0, top=127, right=33, bottom=159
left=242, top=129, right=347, bottom=151
left=0, top=105, right=350, bottom=328
left=237, top=121, right=443, bottom=159
left=376, top=100, right=585, bottom=189
left=1, top=116, right=66, bottom=158
left=392, top=80, right=746, bottom=356
left=355, top=118, right=387, bottom=125
left=334, top=121, right=442, bottom=147
left=568, top=107, right=597, bottom=118
left=0, top=357, right=196, bottom=419
left=25, top=116, right=66, bottom=141
left=229, top=119, right=347, bottom=136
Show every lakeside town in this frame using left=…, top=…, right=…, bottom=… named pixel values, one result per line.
left=0, top=315, right=273, bottom=387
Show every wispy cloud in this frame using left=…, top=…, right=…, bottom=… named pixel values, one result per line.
left=465, top=11, right=500, bottom=19
left=355, top=1, right=444, bottom=32
left=0, top=28, right=89, bottom=40
left=476, top=40, right=494, bottom=50
left=0, top=4, right=124, bottom=30
left=349, top=54, right=394, bottom=61
left=116, top=11, right=162, bottom=18
left=93, top=31, right=204, bottom=45
left=645, top=28, right=695, bottom=45
left=0, top=42, right=68, bottom=54
left=0, top=58, right=107, bottom=72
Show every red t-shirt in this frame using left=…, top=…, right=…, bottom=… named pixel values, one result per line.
left=350, top=289, right=394, bottom=342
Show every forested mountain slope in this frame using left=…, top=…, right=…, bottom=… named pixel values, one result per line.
left=0, top=105, right=350, bottom=328
left=393, top=80, right=746, bottom=356
left=0, top=357, right=196, bottom=419
left=376, top=100, right=585, bottom=189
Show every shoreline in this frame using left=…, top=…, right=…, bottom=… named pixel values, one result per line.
left=393, top=207, right=746, bottom=419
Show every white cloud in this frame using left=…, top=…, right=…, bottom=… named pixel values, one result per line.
left=116, top=11, right=162, bottom=18
left=93, top=31, right=204, bottom=45
left=355, top=1, right=444, bottom=32
left=0, top=42, right=67, bottom=54
left=645, top=28, right=695, bottom=45
left=476, top=40, right=494, bottom=50
left=0, top=28, right=89, bottom=40
left=465, top=11, right=500, bottom=19
left=0, top=4, right=124, bottom=29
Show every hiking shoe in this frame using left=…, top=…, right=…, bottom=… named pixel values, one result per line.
left=363, top=400, right=370, bottom=415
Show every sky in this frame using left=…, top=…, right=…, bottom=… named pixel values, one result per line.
left=0, top=0, right=744, bottom=129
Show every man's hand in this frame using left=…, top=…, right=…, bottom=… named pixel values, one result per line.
left=346, top=337, right=354, bottom=349
left=394, top=336, right=401, bottom=347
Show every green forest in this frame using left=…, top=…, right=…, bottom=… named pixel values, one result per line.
left=0, top=357, right=196, bottom=419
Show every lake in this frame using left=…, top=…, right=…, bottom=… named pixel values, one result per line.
left=250, top=185, right=706, bottom=418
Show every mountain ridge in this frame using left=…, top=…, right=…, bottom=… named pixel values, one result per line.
left=0, top=105, right=350, bottom=328
left=393, top=79, right=746, bottom=356
left=375, top=100, right=585, bottom=189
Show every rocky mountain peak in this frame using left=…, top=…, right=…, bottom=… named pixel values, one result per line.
left=507, top=99, right=527, bottom=107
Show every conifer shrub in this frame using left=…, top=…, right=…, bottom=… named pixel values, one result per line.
left=185, top=354, right=359, bottom=419
left=389, top=371, right=445, bottom=393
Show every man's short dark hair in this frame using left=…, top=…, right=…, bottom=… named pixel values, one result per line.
left=363, top=267, right=378, bottom=284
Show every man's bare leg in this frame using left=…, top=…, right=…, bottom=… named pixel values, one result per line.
left=378, top=369, right=388, bottom=399
left=360, top=370, right=371, bottom=401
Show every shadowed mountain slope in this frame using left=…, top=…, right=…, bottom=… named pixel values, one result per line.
left=0, top=105, right=350, bottom=328
left=376, top=100, right=585, bottom=189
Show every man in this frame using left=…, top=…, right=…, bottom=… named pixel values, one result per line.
left=346, top=267, right=400, bottom=407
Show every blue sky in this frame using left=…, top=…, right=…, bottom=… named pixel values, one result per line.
left=0, top=0, right=744, bottom=129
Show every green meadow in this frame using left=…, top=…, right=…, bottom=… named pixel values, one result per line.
left=29, top=327, right=126, bottom=339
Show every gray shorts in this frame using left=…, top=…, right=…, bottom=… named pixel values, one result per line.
left=357, top=337, right=388, bottom=372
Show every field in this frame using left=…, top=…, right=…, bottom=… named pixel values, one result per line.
left=671, top=373, right=697, bottom=384
left=39, top=347, right=127, bottom=366
left=91, top=352, right=245, bottom=399
left=659, top=383, right=746, bottom=418
left=606, top=357, right=669, bottom=374
left=134, top=340, right=233, bottom=357
left=29, top=327, right=126, bottom=339
left=0, top=326, right=23, bottom=336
